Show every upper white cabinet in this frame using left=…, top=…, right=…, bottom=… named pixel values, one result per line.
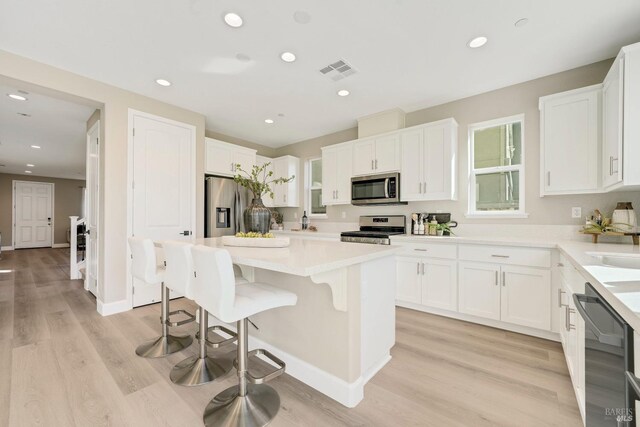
left=322, top=142, right=353, bottom=206
left=400, top=118, right=458, bottom=201
left=539, top=85, right=601, bottom=196
left=255, top=155, right=274, bottom=207
left=352, top=134, right=400, bottom=176
left=602, top=56, right=624, bottom=189
left=272, top=155, right=300, bottom=207
left=205, top=138, right=256, bottom=177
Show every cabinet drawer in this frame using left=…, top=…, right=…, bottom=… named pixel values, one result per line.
left=558, top=253, right=586, bottom=294
left=459, top=245, right=551, bottom=268
left=396, top=243, right=457, bottom=260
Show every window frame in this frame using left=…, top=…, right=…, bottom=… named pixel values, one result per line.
left=305, top=157, right=327, bottom=218
left=467, top=114, right=528, bottom=219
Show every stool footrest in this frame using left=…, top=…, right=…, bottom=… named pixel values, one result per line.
left=164, top=309, right=196, bottom=327
left=196, top=325, right=237, bottom=349
left=244, top=349, right=286, bottom=384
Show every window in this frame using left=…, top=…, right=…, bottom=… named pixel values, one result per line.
left=468, top=114, right=527, bottom=218
left=306, top=158, right=326, bottom=216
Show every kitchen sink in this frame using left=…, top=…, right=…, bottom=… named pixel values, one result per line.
left=588, top=252, right=640, bottom=269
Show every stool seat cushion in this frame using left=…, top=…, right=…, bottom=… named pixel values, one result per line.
left=230, top=282, right=297, bottom=322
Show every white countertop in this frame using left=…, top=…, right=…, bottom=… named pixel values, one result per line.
left=194, top=237, right=400, bottom=277
left=391, top=234, right=557, bottom=248
left=271, top=229, right=339, bottom=240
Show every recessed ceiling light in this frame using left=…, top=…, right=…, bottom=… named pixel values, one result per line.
left=514, top=18, right=529, bottom=28
left=337, top=89, right=350, bottom=97
left=8, top=94, right=27, bottom=101
left=224, top=12, right=243, bottom=28
left=30, top=145, right=41, bottom=149
left=24, top=170, right=32, bottom=174
left=264, top=119, right=274, bottom=124
left=155, top=79, right=171, bottom=87
left=293, top=11, right=311, bottom=24
left=26, top=164, right=34, bottom=167
left=280, top=52, right=296, bottom=63
left=468, top=36, right=488, bottom=48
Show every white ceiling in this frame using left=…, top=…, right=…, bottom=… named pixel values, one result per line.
left=1, top=1, right=640, bottom=148
left=0, top=84, right=94, bottom=180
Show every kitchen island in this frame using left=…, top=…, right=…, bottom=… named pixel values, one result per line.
left=194, top=237, right=401, bottom=407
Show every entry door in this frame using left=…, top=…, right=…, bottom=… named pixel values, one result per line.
left=86, top=121, right=100, bottom=296
left=131, top=112, right=194, bottom=307
left=14, top=181, right=53, bottom=249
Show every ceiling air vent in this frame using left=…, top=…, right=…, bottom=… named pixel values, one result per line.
left=319, top=59, right=356, bottom=82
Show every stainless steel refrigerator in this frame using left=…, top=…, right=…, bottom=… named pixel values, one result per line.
left=205, top=176, right=249, bottom=237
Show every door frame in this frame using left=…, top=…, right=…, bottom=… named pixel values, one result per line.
left=12, top=180, right=55, bottom=249
left=85, top=119, right=100, bottom=295
left=126, top=109, right=197, bottom=308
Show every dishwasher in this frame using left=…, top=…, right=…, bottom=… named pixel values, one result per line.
left=574, top=283, right=635, bottom=426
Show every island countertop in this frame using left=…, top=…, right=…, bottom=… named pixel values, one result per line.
left=193, top=237, right=401, bottom=277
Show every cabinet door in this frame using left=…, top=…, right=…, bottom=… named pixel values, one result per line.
left=541, top=87, right=600, bottom=194
left=255, top=156, right=274, bottom=207
left=422, top=259, right=457, bottom=311
left=353, top=139, right=375, bottom=176
left=322, top=149, right=338, bottom=206
left=458, top=262, right=501, bottom=320
left=400, top=129, right=424, bottom=201
left=272, top=158, right=287, bottom=206
left=272, top=157, right=299, bottom=207
left=374, top=134, right=400, bottom=173
left=423, top=123, right=452, bottom=200
left=396, top=257, right=422, bottom=304
left=500, top=266, right=551, bottom=330
left=234, top=149, right=256, bottom=176
left=334, top=144, right=353, bottom=204
left=205, top=139, right=234, bottom=176
left=602, top=57, right=624, bottom=188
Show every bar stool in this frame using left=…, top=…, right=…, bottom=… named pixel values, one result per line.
left=163, top=240, right=240, bottom=386
left=128, top=237, right=193, bottom=358
left=191, top=245, right=297, bottom=427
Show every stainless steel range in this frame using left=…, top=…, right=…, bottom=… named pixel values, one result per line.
left=340, top=215, right=406, bottom=245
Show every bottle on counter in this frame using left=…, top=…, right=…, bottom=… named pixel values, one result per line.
left=428, top=215, right=438, bottom=236
left=301, top=211, right=309, bottom=230
left=418, top=215, right=425, bottom=235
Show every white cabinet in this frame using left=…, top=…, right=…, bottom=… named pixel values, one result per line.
left=352, top=135, right=400, bottom=176
left=255, top=155, right=274, bottom=208
left=322, top=142, right=352, bottom=205
left=539, top=85, right=601, bottom=196
left=400, top=118, right=457, bottom=201
left=272, top=156, right=300, bottom=207
left=205, top=138, right=256, bottom=177
left=396, top=256, right=457, bottom=311
left=602, top=56, right=624, bottom=189
left=458, top=262, right=501, bottom=320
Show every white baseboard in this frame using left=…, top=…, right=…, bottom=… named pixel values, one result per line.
left=52, top=243, right=70, bottom=248
left=0, top=245, right=13, bottom=251
left=396, top=301, right=561, bottom=342
left=97, top=299, right=132, bottom=316
left=205, top=314, right=387, bottom=408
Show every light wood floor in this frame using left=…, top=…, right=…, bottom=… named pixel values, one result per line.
left=0, top=248, right=583, bottom=427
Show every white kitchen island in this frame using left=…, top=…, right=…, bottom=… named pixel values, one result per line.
left=194, top=237, right=401, bottom=408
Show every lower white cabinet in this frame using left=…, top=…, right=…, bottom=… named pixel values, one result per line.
left=396, top=256, right=457, bottom=311
left=458, top=261, right=551, bottom=330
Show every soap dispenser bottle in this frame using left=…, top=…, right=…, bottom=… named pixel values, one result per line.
left=428, top=215, right=438, bottom=236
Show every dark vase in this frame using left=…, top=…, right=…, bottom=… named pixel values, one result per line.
left=243, top=198, right=272, bottom=234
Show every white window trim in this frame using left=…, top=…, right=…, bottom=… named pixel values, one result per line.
left=305, top=157, right=327, bottom=219
left=467, top=114, right=528, bottom=218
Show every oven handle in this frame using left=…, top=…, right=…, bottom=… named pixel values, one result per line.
left=384, top=178, right=390, bottom=199
left=573, top=293, right=623, bottom=347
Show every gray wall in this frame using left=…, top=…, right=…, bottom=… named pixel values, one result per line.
left=0, top=173, right=86, bottom=246
left=270, top=58, right=640, bottom=226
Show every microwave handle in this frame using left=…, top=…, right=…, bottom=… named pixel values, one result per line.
left=384, top=178, right=390, bottom=198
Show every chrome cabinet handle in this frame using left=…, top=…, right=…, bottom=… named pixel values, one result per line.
left=610, top=156, right=613, bottom=176
left=557, top=262, right=564, bottom=267
left=421, top=263, right=425, bottom=276
left=613, top=157, right=619, bottom=174
left=419, top=182, right=422, bottom=193
left=568, top=308, right=576, bottom=330
left=417, top=262, right=420, bottom=275
left=491, top=254, right=510, bottom=258
left=371, top=160, right=374, bottom=170
left=414, top=248, right=428, bottom=252
left=502, top=271, right=506, bottom=287
left=495, top=271, right=498, bottom=286
left=423, top=181, right=426, bottom=193
left=558, top=289, right=567, bottom=308
left=375, top=159, right=378, bottom=170
left=565, top=306, right=569, bottom=331
left=336, top=190, right=338, bottom=199
left=547, top=171, right=551, bottom=187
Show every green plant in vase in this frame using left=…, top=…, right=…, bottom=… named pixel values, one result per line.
left=436, top=222, right=456, bottom=236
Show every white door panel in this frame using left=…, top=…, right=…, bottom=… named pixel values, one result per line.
left=396, top=257, right=422, bottom=303
left=422, top=259, right=457, bottom=311
left=374, top=135, right=400, bottom=173
left=458, top=262, right=500, bottom=320
left=132, top=114, right=194, bottom=307
left=14, top=181, right=53, bottom=249
left=400, top=129, right=423, bottom=200
left=500, top=266, right=551, bottom=330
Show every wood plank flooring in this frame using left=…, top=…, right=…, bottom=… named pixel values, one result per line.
left=0, top=248, right=583, bottom=426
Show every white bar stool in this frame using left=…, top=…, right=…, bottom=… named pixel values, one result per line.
left=191, top=245, right=297, bottom=427
left=128, top=237, right=193, bottom=358
left=163, top=240, right=239, bottom=386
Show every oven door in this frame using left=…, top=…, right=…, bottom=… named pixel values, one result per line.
left=351, top=173, right=400, bottom=205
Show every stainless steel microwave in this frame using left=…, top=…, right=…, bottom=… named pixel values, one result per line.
left=351, top=172, right=407, bottom=205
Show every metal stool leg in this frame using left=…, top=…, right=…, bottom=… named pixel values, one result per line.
left=203, top=318, right=280, bottom=427
left=170, top=307, right=234, bottom=386
left=135, top=283, right=193, bottom=358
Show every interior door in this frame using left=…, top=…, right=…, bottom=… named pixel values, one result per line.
left=400, top=129, right=423, bottom=200
left=132, top=113, right=194, bottom=307
left=458, top=261, right=500, bottom=320
left=86, top=121, right=100, bottom=296
left=14, top=181, right=53, bottom=249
